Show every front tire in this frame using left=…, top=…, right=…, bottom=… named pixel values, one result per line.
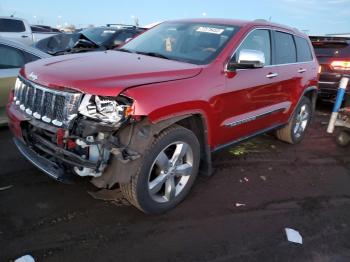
left=276, top=96, right=312, bottom=144
left=120, top=125, right=200, bottom=214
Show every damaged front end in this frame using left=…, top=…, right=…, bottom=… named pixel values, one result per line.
left=13, top=77, right=141, bottom=185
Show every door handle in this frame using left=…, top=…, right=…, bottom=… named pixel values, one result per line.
left=298, top=68, right=307, bottom=73
left=266, top=73, right=278, bottom=78
left=21, top=35, right=29, bottom=38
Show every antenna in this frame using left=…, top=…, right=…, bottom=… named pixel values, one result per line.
left=10, top=11, right=16, bottom=17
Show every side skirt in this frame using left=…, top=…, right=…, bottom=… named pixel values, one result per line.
left=212, top=123, right=285, bottom=153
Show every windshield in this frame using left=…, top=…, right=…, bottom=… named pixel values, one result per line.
left=121, top=22, right=239, bottom=65
left=81, top=27, right=117, bottom=45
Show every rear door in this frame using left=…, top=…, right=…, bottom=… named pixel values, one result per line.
left=270, top=30, right=301, bottom=123
left=0, top=18, right=32, bottom=45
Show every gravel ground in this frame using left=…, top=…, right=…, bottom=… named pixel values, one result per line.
left=1, top=105, right=350, bottom=262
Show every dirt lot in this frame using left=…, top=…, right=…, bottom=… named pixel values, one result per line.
left=1, top=105, right=350, bottom=262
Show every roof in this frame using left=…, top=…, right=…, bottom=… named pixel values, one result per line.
left=163, top=18, right=304, bottom=36
left=0, top=37, right=51, bottom=58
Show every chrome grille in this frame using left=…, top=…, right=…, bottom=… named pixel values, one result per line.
left=13, top=78, right=82, bottom=128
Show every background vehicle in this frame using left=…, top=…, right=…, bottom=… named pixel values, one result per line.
left=0, top=17, right=59, bottom=45
left=34, top=25, right=146, bottom=55
left=0, top=38, right=50, bottom=124
left=310, top=36, right=350, bottom=102
left=31, top=25, right=61, bottom=33
left=7, top=19, right=318, bottom=214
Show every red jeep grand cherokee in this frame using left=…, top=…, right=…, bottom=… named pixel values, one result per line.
left=7, top=19, right=319, bottom=213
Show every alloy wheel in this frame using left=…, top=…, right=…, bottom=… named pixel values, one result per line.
left=294, top=104, right=310, bottom=138
left=147, top=142, right=194, bottom=203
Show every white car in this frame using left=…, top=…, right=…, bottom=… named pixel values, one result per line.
left=0, top=17, right=59, bottom=46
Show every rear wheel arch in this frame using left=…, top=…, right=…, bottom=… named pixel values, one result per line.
left=303, top=86, right=318, bottom=113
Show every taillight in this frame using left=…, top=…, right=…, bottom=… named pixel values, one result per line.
left=318, top=66, right=322, bottom=74
left=330, top=60, right=350, bottom=71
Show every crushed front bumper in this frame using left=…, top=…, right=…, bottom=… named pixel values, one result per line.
left=7, top=102, right=99, bottom=183
left=13, top=137, right=73, bottom=183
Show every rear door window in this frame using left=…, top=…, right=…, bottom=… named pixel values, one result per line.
left=0, top=18, right=26, bottom=33
left=295, top=36, right=313, bottom=62
left=274, top=31, right=296, bottom=64
left=0, top=44, right=25, bottom=69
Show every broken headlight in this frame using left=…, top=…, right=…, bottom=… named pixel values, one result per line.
left=78, top=95, right=133, bottom=124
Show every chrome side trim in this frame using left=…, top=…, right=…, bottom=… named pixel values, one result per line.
left=225, top=107, right=285, bottom=127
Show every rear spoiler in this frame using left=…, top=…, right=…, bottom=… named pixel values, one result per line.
left=310, top=36, right=350, bottom=45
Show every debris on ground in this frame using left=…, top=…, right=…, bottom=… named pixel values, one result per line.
left=88, top=189, right=130, bottom=206
left=235, top=203, right=246, bottom=207
left=0, top=185, right=13, bottom=191
left=268, top=167, right=273, bottom=171
left=15, top=255, right=35, bottom=262
left=285, top=228, right=303, bottom=244
left=229, top=141, right=261, bottom=156
left=260, top=176, right=267, bottom=181
left=270, top=144, right=276, bottom=149
left=239, top=177, right=249, bottom=183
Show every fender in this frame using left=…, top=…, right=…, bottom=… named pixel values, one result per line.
left=288, top=85, right=318, bottom=122
left=91, top=113, right=212, bottom=188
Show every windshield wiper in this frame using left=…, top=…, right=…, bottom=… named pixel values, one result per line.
left=135, top=51, right=170, bottom=60
left=117, top=48, right=134, bottom=53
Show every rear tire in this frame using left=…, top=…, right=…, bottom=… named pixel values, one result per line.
left=276, top=96, right=312, bottom=144
left=120, top=125, right=200, bottom=214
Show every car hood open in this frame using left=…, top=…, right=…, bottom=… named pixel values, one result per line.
left=22, top=51, right=202, bottom=96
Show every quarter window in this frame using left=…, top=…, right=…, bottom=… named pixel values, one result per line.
left=0, top=44, right=25, bottom=69
left=295, top=36, right=313, bottom=62
left=275, top=31, right=296, bottom=64
left=0, top=19, right=26, bottom=33
left=235, top=29, right=271, bottom=65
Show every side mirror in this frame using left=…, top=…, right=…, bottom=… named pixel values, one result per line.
left=227, top=49, right=265, bottom=71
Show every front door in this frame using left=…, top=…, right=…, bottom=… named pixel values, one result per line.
left=217, top=28, right=288, bottom=148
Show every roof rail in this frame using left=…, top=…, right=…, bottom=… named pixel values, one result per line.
left=254, top=19, right=268, bottom=23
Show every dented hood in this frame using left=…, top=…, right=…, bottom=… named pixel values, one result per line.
left=22, top=50, right=202, bottom=96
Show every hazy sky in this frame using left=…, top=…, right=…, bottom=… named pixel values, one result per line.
left=0, top=0, right=349, bottom=35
